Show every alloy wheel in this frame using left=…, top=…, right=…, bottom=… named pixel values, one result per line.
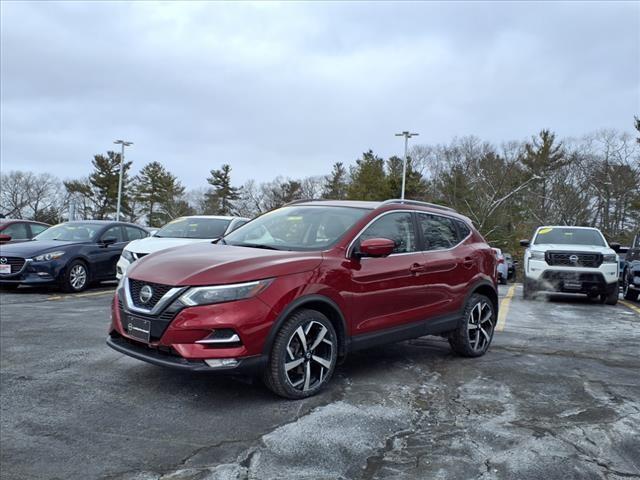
left=69, top=264, right=87, bottom=290
left=467, top=301, right=494, bottom=352
left=284, top=320, right=334, bottom=392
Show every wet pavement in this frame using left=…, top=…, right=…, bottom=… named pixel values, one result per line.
left=1, top=284, right=639, bottom=480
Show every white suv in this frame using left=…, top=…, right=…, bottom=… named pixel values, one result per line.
left=520, top=226, right=619, bottom=305
left=116, top=215, right=249, bottom=279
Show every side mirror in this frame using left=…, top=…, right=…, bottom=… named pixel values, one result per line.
left=101, top=237, right=117, bottom=247
left=608, top=242, right=621, bottom=253
left=0, top=234, right=12, bottom=243
left=358, top=238, right=396, bottom=258
left=519, top=239, right=530, bottom=247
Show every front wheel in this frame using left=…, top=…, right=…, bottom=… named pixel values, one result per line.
left=623, top=271, right=639, bottom=301
left=449, top=293, right=496, bottom=357
left=600, top=284, right=618, bottom=306
left=263, top=309, right=338, bottom=399
left=61, top=261, right=89, bottom=293
left=523, top=279, right=535, bottom=300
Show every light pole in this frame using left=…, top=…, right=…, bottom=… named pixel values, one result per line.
left=113, top=139, right=133, bottom=220
left=394, top=131, right=419, bottom=200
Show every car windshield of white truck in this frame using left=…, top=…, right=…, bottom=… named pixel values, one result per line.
left=533, top=227, right=606, bottom=247
left=154, top=218, right=231, bottom=239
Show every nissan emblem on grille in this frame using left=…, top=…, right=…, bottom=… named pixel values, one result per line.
left=569, top=255, right=579, bottom=264
left=139, top=285, right=153, bottom=304
left=0, top=257, right=6, bottom=264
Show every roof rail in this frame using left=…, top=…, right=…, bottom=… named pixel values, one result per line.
left=282, top=198, right=326, bottom=207
left=380, top=198, right=455, bottom=212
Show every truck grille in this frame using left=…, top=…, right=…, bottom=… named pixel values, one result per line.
left=545, top=252, right=602, bottom=268
left=128, top=279, right=173, bottom=309
left=0, top=257, right=26, bottom=274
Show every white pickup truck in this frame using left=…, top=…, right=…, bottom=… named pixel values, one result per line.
left=520, top=226, right=619, bottom=305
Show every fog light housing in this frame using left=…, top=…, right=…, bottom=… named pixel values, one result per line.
left=205, top=358, right=239, bottom=368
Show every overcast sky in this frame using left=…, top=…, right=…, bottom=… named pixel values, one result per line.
left=1, top=1, right=638, bottom=189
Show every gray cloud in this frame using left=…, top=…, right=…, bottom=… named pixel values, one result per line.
left=1, top=1, right=638, bottom=189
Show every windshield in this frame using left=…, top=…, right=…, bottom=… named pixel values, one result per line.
left=35, top=223, right=102, bottom=242
left=224, top=206, right=369, bottom=251
left=155, top=217, right=231, bottom=239
left=533, top=227, right=606, bottom=247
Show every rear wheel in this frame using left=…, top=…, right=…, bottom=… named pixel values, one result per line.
left=623, top=271, right=639, bottom=301
left=61, top=261, right=89, bottom=293
left=449, top=293, right=496, bottom=357
left=263, top=309, right=337, bottom=399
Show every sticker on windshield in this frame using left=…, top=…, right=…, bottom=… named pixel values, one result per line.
left=538, top=228, right=553, bottom=235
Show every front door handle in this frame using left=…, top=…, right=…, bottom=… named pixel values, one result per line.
left=410, top=263, right=427, bottom=274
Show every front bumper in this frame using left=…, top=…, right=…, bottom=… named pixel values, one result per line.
left=106, top=333, right=266, bottom=373
left=528, top=270, right=618, bottom=295
left=526, top=258, right=618, bottom=283
left=0, top=259, right=62, bottom=285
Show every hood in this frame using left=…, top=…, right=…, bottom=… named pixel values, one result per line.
left=126, top=236, right=212, bottom=254
left=127, top=242, right=323, bottom=286
left=531, top=244, right=616, bottom=255
left=0, top=239, right=83, bottom=257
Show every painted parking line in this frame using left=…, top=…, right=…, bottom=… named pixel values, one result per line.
left=620, top=300, right=640, bottom=316
left=47, top=290, right=115, bottom=301
left=496, top=284, right=517, bottom=332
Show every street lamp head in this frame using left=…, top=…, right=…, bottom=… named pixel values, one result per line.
left=394, top=131, right=419, bottom=138
left=113, top=139, right=133, bottom=146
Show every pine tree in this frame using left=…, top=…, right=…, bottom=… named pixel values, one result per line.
left=205, top=164, right=240, bottom=215
left=88, top=151, right=133, bottom=219
left=347, top=151, right=390, bottom=201
left=386, top=156, right=424, bottom=199
left=135, top=162, right=186, bottom=227
left=322, top=162, right=349, bottom=199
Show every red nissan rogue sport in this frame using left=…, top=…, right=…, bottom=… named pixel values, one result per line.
left=107, top=199, right=498, bottom=398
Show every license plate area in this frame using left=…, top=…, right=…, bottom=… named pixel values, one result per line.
left=563, top=280, right=582, bottom=290
left=0, top=264, right=11, bottom=274
left=125, top=316, right=151, bottom=343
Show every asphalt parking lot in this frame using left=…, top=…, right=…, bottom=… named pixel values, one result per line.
left=1, top=285, right=639, bottom=480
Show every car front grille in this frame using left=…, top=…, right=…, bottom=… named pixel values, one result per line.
left=128, top=279, right=174, bottom=309
left=546, top=252, right=602, bottom=268
left=0, top=256, right=26, bottom=274
left=118, top=294, right=180, bottom=342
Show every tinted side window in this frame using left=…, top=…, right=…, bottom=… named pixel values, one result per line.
left=359, top=212, right=417, bottom=254
left=30, top=224, right=49, bottom=236
left=3, top=223, right=29, bottom=239
left=455, top=220, right=471, bottom=241
left=125, top=226, right=147, bottom=241
left=102, top=226, right=125, bottom=243
left=635, top=234, right=640, bottom=249
left=418, top=214, right=459, bottom=251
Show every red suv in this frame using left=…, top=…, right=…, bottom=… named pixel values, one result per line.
left=107, top=200, right=498, bottom=398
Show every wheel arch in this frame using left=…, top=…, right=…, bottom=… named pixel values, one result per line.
left=467, top=279, right=499, bottom=316
left=262, top=294, right=349, bottom=358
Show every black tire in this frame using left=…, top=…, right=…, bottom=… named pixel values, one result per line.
left=263, top=309, right=338, bottom=399
left=601, top=284, right=618, bottom=306
left=623, top=271, right=639, bottom=302
left=0, top=284, right=19, bottom=290
left=523, top=279, right=535, bottom=300
left=449, top=293, right=496, bottom=358
left=500, top=276, right=508, bottom=285
left=60, top=260, right=89, bottom=293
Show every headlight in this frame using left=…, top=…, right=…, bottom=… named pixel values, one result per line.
left=530, top=251, right=545, bottom=261
left=602, top=254, right=617, bottom=263
left=122, top=250, right=135, bottom=262
left=33, top=251, right=65, bottom=262
left=179, top=279, right=272, bottom=306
